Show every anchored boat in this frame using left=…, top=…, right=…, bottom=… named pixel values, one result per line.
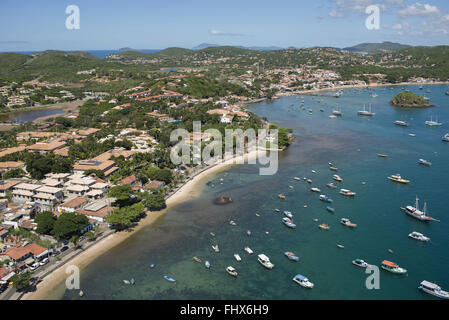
left=419, top=159, right=432, bottom=166
left=244, top=246, right=254, bottom=254
left=419, top=281, right=449, bottom=299
left=292, top=274, right=314, bottom=288
left=401, top=196, right=438, bottom=222
left=282, top=217, right=296, bottom=228
left=258, top=254, right=274, bottom=269
left=381, top=260, right=407, bottom=274
left=319, top=195, right=333, bottom=203
left=226, top=266, right=238, bottom=277
left=387, top=174, right=410, bottom=184
left=341, top=218, right=357, bottom=228
left=284, top=252, right=299, bottom=262
left=352, top=259, right=368, bottom=268
left=408, top=231, right=430, bottom=242
left=340, top=189, right=356, bottom=197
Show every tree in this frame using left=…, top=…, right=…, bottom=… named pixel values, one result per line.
left=10, top=272, right=32, bottom=291
left=107, top=184, right=136, bottom=207
left=105, top=203, right=145, bottom=230
left=35, top=211, right=57, bottom=235
left=52, top=212, right=89, bottom=241
left=142, top=192, right=166, bottom=211
left=1, top=168, right=26, bottom=180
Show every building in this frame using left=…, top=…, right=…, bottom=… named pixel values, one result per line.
left=0, top=180, right=21, bottom=197
left=143, top=180, right=165, bottom=191
left=26, top=139, right=67, bottom=154
left=57, top=196, right=88, bottom=213
left=119, top=175, right=137, bottom=186
left=12, top=183, right=41, bottom=203
left=75, top=201, right=113, bottom=223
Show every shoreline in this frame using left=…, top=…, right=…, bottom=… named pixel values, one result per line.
left=21, top=149, right=260, bottom=300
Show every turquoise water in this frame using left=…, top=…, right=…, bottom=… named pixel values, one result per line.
left=57, top=84, right=449, bottom=300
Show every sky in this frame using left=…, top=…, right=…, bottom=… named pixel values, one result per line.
left=0, top=0, right=448, bottom=52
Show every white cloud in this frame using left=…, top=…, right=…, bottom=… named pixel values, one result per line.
left=398, top=3, right=440, bottom=17
left=209, top=29, right=245, bottom=37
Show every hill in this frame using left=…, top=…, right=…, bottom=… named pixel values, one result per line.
left=344, top=42, right=411, bottom=53
left=390, top=91, right=431, bottom=108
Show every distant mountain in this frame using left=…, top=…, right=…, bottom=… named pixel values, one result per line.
left=192, top=43, right=284, bottom=51
left=343, top=41, right=411, bottom=53
left=192, top=43, right=220, bottom=50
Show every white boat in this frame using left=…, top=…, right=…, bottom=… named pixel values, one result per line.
left=327, top=182, right=337, bottom=189
left=402, top=196, right=437, bottom=222
left=341, top=218, right=357, bottom=228
left=408, top=231, right=430, bottom=242
left=425, top=116, right=442, bottom=126
left=340, top=189, right=356, bottom=197
left=358, top=104, right=375, bottom=116
left=244, top=246, right=254, bottom=254
left=372, top=93, right=378, bottom=98
left=292, top=274, right=314, bottom=288
left=293, top=177, right=301, bottom=181
left=257, top=254, right=274, bottom=269
left=381, top=260, right=407, bottom=274
left=284, top=211, right=293, bottom=219
left=394, top=120, right=409, bottom=127
left=205, top=261, right=211, bottom=269
left=419, top=159, right=432, bottom=166
left=311, top=187, right=321, bottom=193
left=226, top=266, right=238, bottom=277
left=234, top=253, right=242, bottom=262
left=333, top=92, right=341, bottom=98
left=352, top=259, right=368, bottom=268
left=212, top=245, right=220, bottom=253
left=333, top=175, right=343, bottom=182
left=229, top=220, right=237, bottom=226
left=442, top=133, right=449, bottom=142
left=419, top=281, right=449, bottom=299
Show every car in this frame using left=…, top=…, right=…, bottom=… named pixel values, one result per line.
left=29, top=262, right=40, bottom=271
left=60, top=246, right=69, bottom=252
left=51, top=250, right=60, bottom=256
left=39, top=258, right=49, bottom=266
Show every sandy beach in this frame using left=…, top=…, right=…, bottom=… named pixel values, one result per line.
left=21, top=149, right=260, bottom=300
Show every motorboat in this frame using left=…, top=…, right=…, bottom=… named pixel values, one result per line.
left=352, top=259, right=368, bottom=268
left=333, top=175, right=343, bottom=182
left=326, top=206, right=335, bottom=213
left=419, top=159, right=432, bottom=166
left=258, top=254, right=274, bottom=269
left=292, top=274, right=314, bottom=288
left=164, top=276, right=176, bottom=283
left=387, top=174, right=410, bottom=184
left=284, top=211, right=293, bottom=219
left=234, top=253, right=242, bottom=262
left=193, top=257, right=202, bottom=263
left=229, top=220, right=237, bottom=226
left=278, top=194, right=286, bottom=200
left=340, top=189, right=356, bottom=196
left=442, top=133, right=449, bottom=142
left=282, top=217, right=296, bottom=228
left=247, top=230, right=251, bottom=236
left=408, top=231, right=430, bottom=242
left=275, top=208, right=280, bottom=212
left=419, top=281, right=449, bottom=299
left=341, top=218, right=357, bottom=228
left=394, top=120, right=409, bottom=127
left=149, top=264, right=156, bottom=269
left=293, top=177, right=301, bottom=181
left=377, top=154, right=388, bottom=158
left=212, top=245, right=220, bottom=253
left=226, top=266, right=238, bottom=277
left=284, top=252, right=299, bottom=262
left=329, top=166, right=338, bottom=171
left=402, top=196, right=437, bottom=222
left=319, top=224, right=330, bottom=230
left=205, top=261, right=211, bottom=269
left=311, top=187, right=321, bottom=193
left=381, top=260, right=407, bottom=274
left=327, top=182, right=337, bottom=189
left=244, top=246, right=254, bottom=254
left=319, top=195, right=333, bottom=203
left=307, top=179, right=312, bottom=184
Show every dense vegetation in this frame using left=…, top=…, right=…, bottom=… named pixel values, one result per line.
left=390, top=91, right=431, bottom=108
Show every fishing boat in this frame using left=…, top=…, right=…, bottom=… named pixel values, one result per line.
left=257, top=254, right=274, bottom=269
left=164, top=276, right=176, bottom=283
left=352, top=259, right=369, bottom=268
left=282, top=217, right=296, bottom=228
left=381, top=260, right=407, bottom=274
left=442, top=133, right=449, bottom=142
left=212, top=245, right=220, bottom=253
left=244, top=246, right=254, bottom=254
left=341, top=218, right=357, bottom=228
left=394, top=120, right=409, bottom=127
left=340, top=189, right=356, bottom=197
left=284, top=211, right=293, bottom=219
left=419, top=159, right=432, bottom=166
left=319, top=223, right=330, bottom=230
left=425, top=116, right=442, bottom=126
left=333, top=175, right=343, bottom=182
left=226, top=266, right=238, bottom=277
left=387, top=174, right=410, bottom=184
left=234, top=253, right=242, bottom=262
left=278, top=194, right=286, bottom=200
left=377, top=154, right=388, bottom=158
left=408, top=231, right=430, bottom=242
left=358, top=104, right=376, bottom=116
left=319, top=195, right=333, bottom=203
left=311, top=187, right=321, bottom=193
left=419, top=281, right=449, bottom=299
left=327, top=182, right=337, bottom=189
left=293, top=177, right=301, bottom=181
left=205, top=261, right=211, bottom=269
left=401, top=196, right=437, bottom=222
left=329, top=166, right=338, bottom=171
left=292, top=274, right=314, bottom=288
left=326, top=206, right=335, bottom=213
left=247, top=230, right=251, bottom=236
left=284, top=252, right=299, bottom=262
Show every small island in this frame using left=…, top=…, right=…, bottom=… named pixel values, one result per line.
left=390, top=91, right=432, bottom=108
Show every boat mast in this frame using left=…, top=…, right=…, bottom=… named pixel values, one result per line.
left=423, top=202, right=427, bottom=216
left=415, top=196, right=419, bottom=210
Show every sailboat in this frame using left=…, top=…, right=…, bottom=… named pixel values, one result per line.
left=401, top=196, right=438, bottom=222
left=332, top=105, right=343, bottom=116
left=358, top=104, right=375, bottom=116
left=425, top=116, right=442, bottom=126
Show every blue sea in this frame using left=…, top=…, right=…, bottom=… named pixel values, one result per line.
left=4, top=50, right=160, bottom=59
left=52, top=84, right=449, bottom=300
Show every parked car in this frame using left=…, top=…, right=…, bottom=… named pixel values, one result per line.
left=29, top=262, right=40, bottom=271
left=60, top=246, right=69, bottom=252
left=39, top=258, right=49, bottom=266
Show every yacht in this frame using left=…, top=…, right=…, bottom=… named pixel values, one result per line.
left=372, top=93, right=378, bottom=98
left=425, top=116, right=442, bottom=126
left=226, top=266, right=238, bottom=277
left=442, top=133, right=449, bottom=142
left=327, top=182, right=337, bottom=189
left=381, top=260, right=407, bottom=274
left=340, top=189, right=356, bottom=197
left=244, top=246, right=254, bottom=254
left=234, top=253, right=242, bottom=262
left=329, top=166, right=338, bottom=172
left=332, top=105, right=343, bottom=116
left=341, top=218, right=357, bottom=228
left=282, top=217, right=296, bottom=228
left=333, top=175, right=343, bottom=182
left=352, top=259, right=369, bottom=268
left=358, top=104, right=376, bottom=116
left=284, top=252, right=299, bottom=262
left=419, top=281, right=449, bottom=299
left=292, top=274, right=314, bottom=288
left=319, top=195, right=333, bottom=203
left=311, top=187, right=321, bottom=193
left=284, top=211, right=293, bottom=219
left=419, top=159, right=432, bottom=166
left=387, top=174, right=410, bottom=184
left=394, top=120, right=409, bottom=127
left=258, top=254, right=274, bottom=269
left=408, top=231, right=430, bottom=242
left=402, top=196, right=437, bottom=222
left=333, top=92, right=341, bottom=98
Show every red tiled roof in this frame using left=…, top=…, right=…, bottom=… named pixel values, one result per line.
left=119, top=175, right=136, bottom=185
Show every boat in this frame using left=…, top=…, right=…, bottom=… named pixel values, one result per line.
left=288, top=185, right=294, bottom=189
left=164, top=276, right=176, bottom=283
left=284, top=211, right=293, bottom=219
left=333, top=92, right=341, bottom=98
left=337, top=244, right=345, bottom=249
left=275, top=208, right=280, bottom=212
left=408, top=231, right=430, bottom=242
left=419, top=86, right=423, bottom=90
left=326, top=206, right=335, bottom=213
left=311, top=187, right=321, bottom=193
left=293, top=177, right=301, bottom=181
left=381, top=260, right=407, bottom=274
left=282, top=217, right=296, bottom=228
left=340, top=189, right=356, bottom=196
left=229, top=220, right=237, bottom=226
left=278, top=194, right=286, bottom=200
left=193, top=257, right=202, bottom=263
left=149, top=264, right=156, bottom=269
left=244, top=246, right=254, bottom=254
left=205, top=261, right=211, bottom=269
left=409, top=134, right=416, bottom=137
left=212, top=245, right=220, bottom=252
left=377, top=154, right=388, bottom=158
left=446, top=91, right=449, bottom=96
left=387, top=174, right=410, bottom=184
left=123, top=280, right=131, bottom=285
left=419, top=281, right=449, bottom=299
left=352, top=259, right=368, bottom=268
left=234, top=254, right=242, bottom=262
left=79, top=290, right=84, bottom=297
left=442, top=133, right=449, bottom=142
left=307, top=179, right=312, bottom=184
left=329, top=166, right=338, bottom=171
left=311, top=170, right=317, bottom=174
left=210, top=232, right=215, bottom=237
left=257, top=254, right=274, bottom=269
left=358, top=104, right=375, bottom=116
left=226, top=266, right=238, bottom=277
left=341, top=218, right=357, bottom=228
left=394, top=120, right=409, bottom=127
left=284, top=252, right=299, bottom=262
left=319, top=223, right=330, bottom=230
left=319, top=195, right=333, bottom=203
left=372, top=93, right=378, bottom=98
left=333, top=175, right=343, bottom=182
left=292, top=274, right=314, bottom=288
left=247, top=230, right=251, bottom=236
left=402, top=196, right=437, bottom=222
left=425, top=116, right=442, bottom=126
left=327, top=182, right=337, bottom=189
left=388, top=249, right=394, bottom=254
left=308, top=109, right=313, bottom=115
left=332, top=106, right=343, bottom=116
left=419, top=159, right=432, bottom=166
left=130, top=278, right=135, bottom=285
